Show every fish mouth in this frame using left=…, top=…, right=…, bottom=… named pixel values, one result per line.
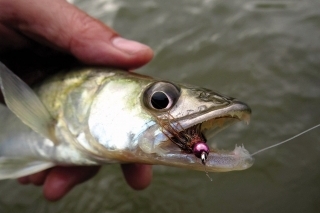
left=161, top=100, right=251, bottom=150
left=155, top=101, right=254, bottom=172
left=184, top=100, right=251, bottom=143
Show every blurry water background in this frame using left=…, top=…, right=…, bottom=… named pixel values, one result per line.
left=0, top=0, right=320, bottom=212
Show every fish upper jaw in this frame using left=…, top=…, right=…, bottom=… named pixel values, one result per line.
left=177, top=100, right=251, bottom=130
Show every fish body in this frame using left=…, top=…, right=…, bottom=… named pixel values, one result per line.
left=0, top=63, right=253, bottom=179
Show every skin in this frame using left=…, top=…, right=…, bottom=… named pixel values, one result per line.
left=0, top=0, right=153, bottom=201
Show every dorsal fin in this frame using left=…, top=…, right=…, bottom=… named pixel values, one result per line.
left=0, top=62, right=58, bottom=144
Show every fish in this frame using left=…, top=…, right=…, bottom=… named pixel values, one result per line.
left=0, top=62, right=253, bottom=180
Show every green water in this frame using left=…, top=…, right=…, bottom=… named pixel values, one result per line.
left=1, top=0, right=320, bottom=212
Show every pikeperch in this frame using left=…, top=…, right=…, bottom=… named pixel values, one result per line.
left=0, top=62, right=253, bottom=179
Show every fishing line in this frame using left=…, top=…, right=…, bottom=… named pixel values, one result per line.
left=251, top=123, right=320, bottom=156
left=203, top=164, right=213, bottom=181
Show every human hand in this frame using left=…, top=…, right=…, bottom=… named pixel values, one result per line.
left=0, top=0, right=153, bottom=201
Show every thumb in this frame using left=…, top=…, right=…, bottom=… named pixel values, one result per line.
left=0, top=0, right=153, bottom=69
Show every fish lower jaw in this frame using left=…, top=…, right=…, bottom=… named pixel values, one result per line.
left=208, top=144, right=254, bottom=171
left=153, top=144, right=253, bottom=172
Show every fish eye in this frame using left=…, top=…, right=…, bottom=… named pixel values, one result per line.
left=151, top=92, right=169, bottom=109
left=144, top=81, right=180, bottom=111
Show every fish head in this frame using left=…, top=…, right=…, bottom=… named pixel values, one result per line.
left=139, top=80, right=253, bottom=172
left=88, top=71, right=253, bottom=172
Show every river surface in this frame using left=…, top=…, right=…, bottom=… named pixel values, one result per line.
left=1, top=0, right=320, bottom=212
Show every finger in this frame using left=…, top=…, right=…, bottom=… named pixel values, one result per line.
left=121, top=164, right=152, bottom=190
left=0, top=0, right=153, bottom=69
left=17, top=176, right=30, bottom=185
left=43, top=166, right=100, bottom=201
left=0, top=23, right=29, bottom=51
left=28, top=169, right=50, bottom=186
left=17, top=170, right=50, bottom=185
left=18, top=169, right=49, bottom=186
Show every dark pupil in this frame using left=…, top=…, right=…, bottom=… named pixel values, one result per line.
left=151, top=92, right=169, bottom=109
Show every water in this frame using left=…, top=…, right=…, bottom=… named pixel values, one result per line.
left=1, top=0, right=320, bottom=212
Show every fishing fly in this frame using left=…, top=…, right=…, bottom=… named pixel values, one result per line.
left=154, top=113, right=214, bottom=181
left=156, top=113, right=210, bottom=164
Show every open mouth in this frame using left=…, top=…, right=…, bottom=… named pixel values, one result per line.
left=201, top=113, right=251, bottom=143
left=158, top=101, right=251, bottom=156
left=148, top=100, right=254, bottom=172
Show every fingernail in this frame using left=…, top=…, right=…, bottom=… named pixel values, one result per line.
left=112, top=37, right=149, bottom=55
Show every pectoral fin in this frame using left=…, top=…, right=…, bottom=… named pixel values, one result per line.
left=0, top=62, right=58, bottom=144
left=0, top=157, right=54, bottom=179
